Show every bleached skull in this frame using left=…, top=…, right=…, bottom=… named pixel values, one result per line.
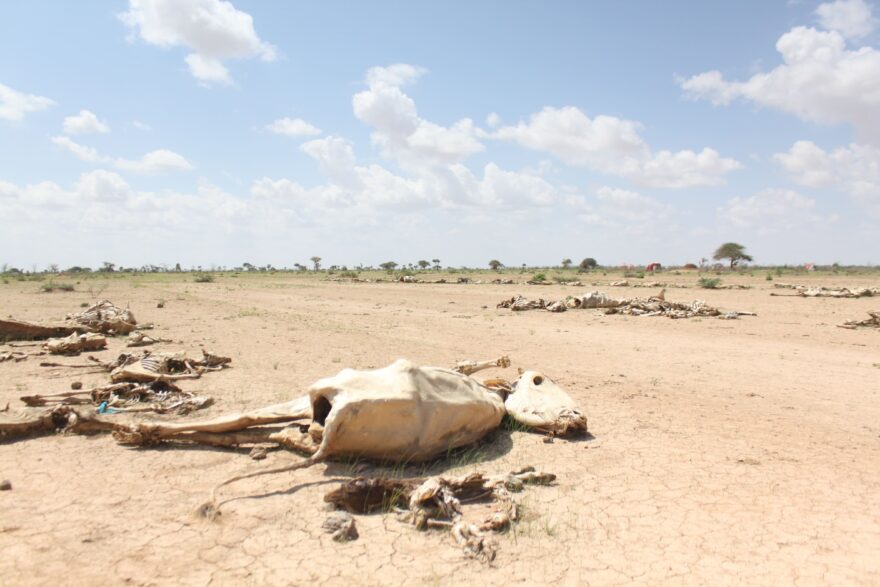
left=504, top=371, right=587, bottom=435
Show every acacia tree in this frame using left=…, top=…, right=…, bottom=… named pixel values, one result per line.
left=488, top=259, right=504, bottom=271
left=380, top=261, right=398, bottom=272
left=578, top=258, right=598, bottom=272
left=713, top=243, right=753, bottom=269
left=310, top=256, right=322, bottom=271
left=417, top=260, right=430, bottom=270
left=561, top=258, right=572, bottom=269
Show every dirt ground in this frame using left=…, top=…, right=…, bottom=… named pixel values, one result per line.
left=1, top=272, right=879, bottom=586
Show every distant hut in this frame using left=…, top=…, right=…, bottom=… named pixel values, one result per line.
left=646, top=262, right=662, bottom=272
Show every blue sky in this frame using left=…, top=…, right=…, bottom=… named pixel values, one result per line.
left=1, top=0, right=878, bottom=269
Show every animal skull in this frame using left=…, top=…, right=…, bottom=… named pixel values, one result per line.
left=504, top=371, right=587, bottom=434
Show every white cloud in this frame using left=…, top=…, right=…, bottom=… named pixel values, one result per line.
left=62, top=110, right=110, bottom=134
left=680, top=24, right=880, bottom=143
left=775, top=140, right=880, bottom=216
left=115, top=149, right=193, bottom=173
left=52, top=135, right=192, bottom=173
left=266, top=117, right=322, bottom=137
left=120, top=0, right=276, bottom=86
left=52, top=136, right=106, bottom=163
left=486, top=112, right=501, bottom=128
left=132, top=120, right=152, bottom=131
left=815, top=0, right=877, bottom=40
left=495, top=106, right=741, bottom=187
left=352, top=64, right=485, bottom=167
left=0, top=82, right=55, bottom=121
left=719, top=188, right=820, bottom=229
left=595, top=186, right=671, bottom=222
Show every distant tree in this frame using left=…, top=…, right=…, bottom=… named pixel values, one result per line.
left=432, top=258, right=441, bottom=270
left=380, top=261, right=398, bottom=272
left=48, top=264, right=59, bottom=273
left=418, top=260, right=430, bottom=270
left=561, top=258, right=572, bottom=269
left=713, top=243, right=753, bottom=269
left=310, top=256, right=322, bottom=271
left=100, top=261, right=115, bottom=273
left=243, top=262, right=255, bottom=272
left=578, top=258, right=598, bottom=272
left=488, top=259, right=504, bottom=271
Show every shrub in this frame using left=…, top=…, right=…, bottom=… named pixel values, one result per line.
left=698, top=277, right=722, bottom=289
left=532, top=272, right=547, bottom=282
left=338, top=270, right=359, bottom=279
left=765, top=273, right=773, bottom=281
left=40, top=281, right=75, bottom=292
left=553, top=274, right=579, bottom=284
left=193, top=273, right=215, bottom=283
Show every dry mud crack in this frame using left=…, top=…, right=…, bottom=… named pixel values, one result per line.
left=1, top=275, right=879, bottom=585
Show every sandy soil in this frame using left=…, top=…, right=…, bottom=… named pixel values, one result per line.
left=1, top=273, right=878, bottom=586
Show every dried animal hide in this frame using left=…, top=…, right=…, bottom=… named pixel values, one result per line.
left=504, top=371, right=587, bottom=435
left=837, top=311, right=880, bottom=330
left=0, top=318, right=83, bottom=342
left=0, top=405, right=127, bottom=442
left=43, top=333, right=107, bottom=355
left=496, top=296, right=549, bottom=311
left=66, top=300, right=137, bottom=334
left=20, top=381, right=212, bottom=414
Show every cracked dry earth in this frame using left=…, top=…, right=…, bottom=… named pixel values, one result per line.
left=1, top=274, right=879, bottom=586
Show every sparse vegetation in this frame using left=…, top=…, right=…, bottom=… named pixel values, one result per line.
left=698, top=276, right=722, bottom=289
left=40, top=281, right=75, bottom=292
left=532, top=272, right=547, bottom=282
left=193, top=273, right=215, bottom=283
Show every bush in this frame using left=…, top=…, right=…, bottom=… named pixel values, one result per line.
left=532, top=272, right=547, bottom=282
left=698, top=277, right=722, bottom=289
left=40, top=281, right=75, bottom=292
left=193, top=273, right=215, bottom=283
left=553, top=274, right=579, bottom=284
left=765, top=273, right=773, bottom=281
left=338, top=270, right=359, bottom=279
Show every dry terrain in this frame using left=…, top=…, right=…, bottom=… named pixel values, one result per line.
left=1, top=271, right=879, bottom=586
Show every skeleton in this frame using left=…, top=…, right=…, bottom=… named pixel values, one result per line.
left=0, top=355, right=582, bottom=561
left=499, top=291, right=756, bottom=319
left=837, top=311, right=880, bottom=330
left=66, top=300, right=137, bottom=334
left=0, top=300, right=137, bottom=342
left=772, top=284, right=880, bottom=298
left=19, top=381, right=211, bottom=414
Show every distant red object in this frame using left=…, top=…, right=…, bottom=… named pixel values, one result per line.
left=646, top=263, right=662, bottom=272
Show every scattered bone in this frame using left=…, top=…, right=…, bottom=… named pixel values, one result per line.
left=0, top=351, right=32, bottom=363
left=109, top=350, right=231, bottom=383
left=322, top=511, right=359, bottom=542
left=125, top=332, right=171, bottom=347
left=19, top=380, right=212, bottom=415
left=43, top=333, right=107, bottom=355
left=837, top=312, right=880, bottom=330
left=454, top=355, right=511, bottom=376
left=325, top=467, right=554, bottom=562
left=499, top=291, right=755, bottom=319
left=491, top=279, right=514, bottom=285
left=66, top=300, right=137, bottom=335
left=610, top=280, right=629, bottom=286
left=771, top=284, right=880, bottom=298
